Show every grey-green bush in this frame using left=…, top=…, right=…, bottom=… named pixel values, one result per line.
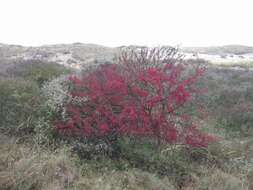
left=0, top=78, right=40, bottom=132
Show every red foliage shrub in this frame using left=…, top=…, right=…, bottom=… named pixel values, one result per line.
left=55, top=47, right=215, bottom=148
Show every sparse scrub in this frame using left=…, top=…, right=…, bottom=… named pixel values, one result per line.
left=215, top=88, right=253, bottom=136
left=199, top=67, right=253, bottom=137
left=215, top=61, right=253, bottom=69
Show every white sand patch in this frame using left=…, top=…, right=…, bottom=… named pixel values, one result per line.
left=184, top=52, right=253, bottom=65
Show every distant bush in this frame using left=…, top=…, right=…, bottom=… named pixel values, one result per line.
left=55, top=47, right=215, bottom=155
left=7, top=60, right=71, bottom=86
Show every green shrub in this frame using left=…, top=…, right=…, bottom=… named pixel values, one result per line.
left=23, top=64, right=70, bottom=87
left=77, top=137, right=196, bottom=188
left=33, top=104, right=58, bottom=145
left=201, top=79, right=253, bottom=137
left=0, top=77, right=59, bottom=142
left=213, top=90, right=253, bottom=137
left=0, top=78, right=41, bottom=132
left=0, top=60, right=71, bottom=140
left=7, top=60, right=71, bottom=87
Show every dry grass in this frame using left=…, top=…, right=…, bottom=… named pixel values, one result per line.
left=0, top=133, right=251, bottom=190
left=0, top=135, right=79, bottom=190
left=74, top=170, right=176, bottom=190
left=0, top=134, right=177, bottom=190
left=195, top=168, right=248, bottom=190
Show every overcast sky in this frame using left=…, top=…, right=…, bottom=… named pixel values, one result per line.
left=0, top=0, right=252, bottom=47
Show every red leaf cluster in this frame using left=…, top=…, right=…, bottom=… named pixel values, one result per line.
left=55, top=47, right=215, bottom=147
